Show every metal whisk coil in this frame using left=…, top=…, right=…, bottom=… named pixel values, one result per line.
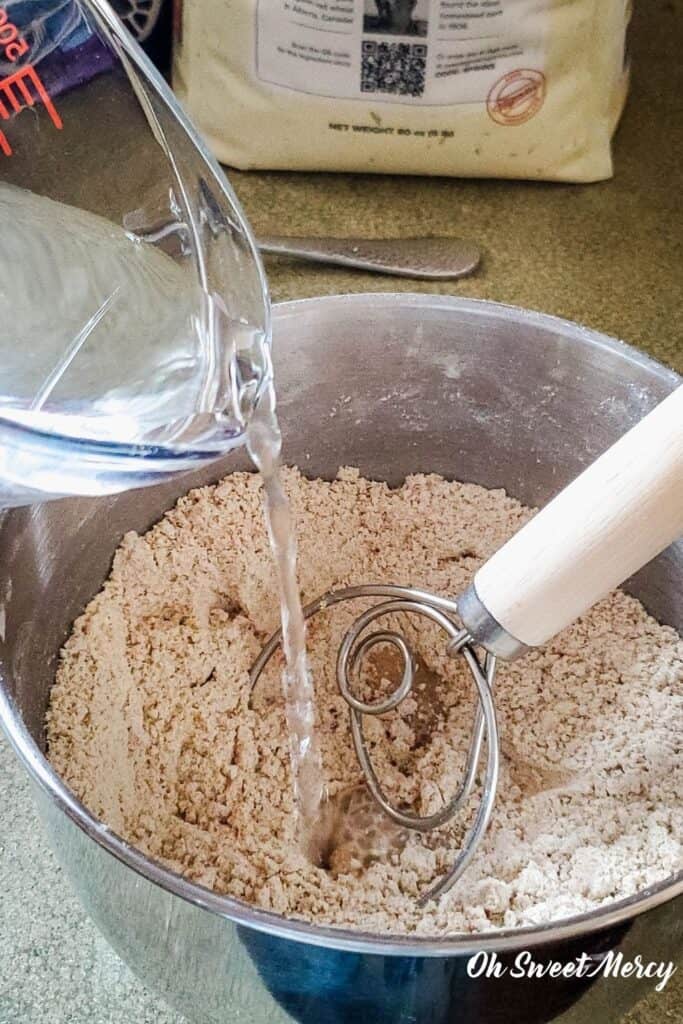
left=250, top=584, right=499, bottom=903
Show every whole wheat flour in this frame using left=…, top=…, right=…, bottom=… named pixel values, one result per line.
left=47, top=469, right=683, bottom=935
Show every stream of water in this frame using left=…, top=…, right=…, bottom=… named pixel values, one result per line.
left=246, top=389, right=327, bottom=856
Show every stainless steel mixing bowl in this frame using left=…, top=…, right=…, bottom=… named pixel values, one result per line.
left=1, top=294, right=681, bottom=1024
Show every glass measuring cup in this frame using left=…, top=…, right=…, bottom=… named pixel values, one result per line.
left=0, top=0, right=270, bottom=505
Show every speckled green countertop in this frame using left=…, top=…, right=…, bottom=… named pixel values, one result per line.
left=1, top=2, right=681, bottom=1022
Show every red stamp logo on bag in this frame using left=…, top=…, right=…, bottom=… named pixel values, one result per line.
left=487, top=69, right=546, bottom=127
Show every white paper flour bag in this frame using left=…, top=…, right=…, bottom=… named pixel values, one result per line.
left=173, top=0, right=631, bottom=182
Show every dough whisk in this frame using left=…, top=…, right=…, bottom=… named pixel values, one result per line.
left=251, top=386, right=683, bottom=903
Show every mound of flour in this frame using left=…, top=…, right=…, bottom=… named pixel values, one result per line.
left=47, top=468, right=682, bottom=935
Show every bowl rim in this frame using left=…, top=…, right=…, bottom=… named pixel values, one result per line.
left=2, top=292, right=681, bottom=958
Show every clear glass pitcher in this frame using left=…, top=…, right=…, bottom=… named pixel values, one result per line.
left=0, top=0, right=270, bottom=506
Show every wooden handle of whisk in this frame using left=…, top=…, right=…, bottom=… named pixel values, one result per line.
left=459, top=386, right=683, bottom=657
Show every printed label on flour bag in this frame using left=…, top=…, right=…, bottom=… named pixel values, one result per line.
left=174, top=0, right=630, bottom=180
left=256, top=0, right=546, bottom=108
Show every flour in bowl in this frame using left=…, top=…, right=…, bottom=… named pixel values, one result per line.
left=47, top=468, right=683, bottom=935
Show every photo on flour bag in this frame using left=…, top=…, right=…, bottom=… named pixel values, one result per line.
left=173, top=0, right=631, bottom=180
left=363, top=0, right=429, bottom=38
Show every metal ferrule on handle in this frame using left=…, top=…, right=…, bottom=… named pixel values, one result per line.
left=460, top=386, right=683, bottom=657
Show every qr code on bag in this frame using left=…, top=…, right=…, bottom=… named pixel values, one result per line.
left=361, top=40, right=427, bottom=98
